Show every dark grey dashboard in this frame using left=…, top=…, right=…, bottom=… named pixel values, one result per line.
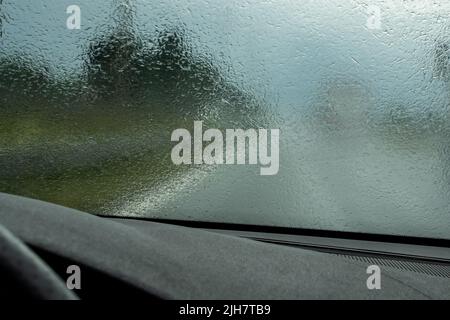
left=0, top=192, right=449, bottom=299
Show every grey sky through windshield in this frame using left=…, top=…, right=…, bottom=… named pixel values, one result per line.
left=1, top=0, right=450, bottom=240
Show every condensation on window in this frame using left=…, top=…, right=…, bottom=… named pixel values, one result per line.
left=1, top=0, right=450, bottom=239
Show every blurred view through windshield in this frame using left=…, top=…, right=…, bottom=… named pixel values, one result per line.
left=1, top=0, right=450, bottom=239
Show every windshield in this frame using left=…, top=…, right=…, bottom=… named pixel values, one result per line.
left=1, top=0, right=450, bottom=240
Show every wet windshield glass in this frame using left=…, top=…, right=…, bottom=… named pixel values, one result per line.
left=1, top=0, right=450, bottom=239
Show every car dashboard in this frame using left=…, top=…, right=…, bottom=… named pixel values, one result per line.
left=0, top=192, right=449, bottom=300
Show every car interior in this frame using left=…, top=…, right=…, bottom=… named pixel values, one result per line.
left=1, top=192, right=449, bottom=299
left=1, top=0, right=450, bottom=301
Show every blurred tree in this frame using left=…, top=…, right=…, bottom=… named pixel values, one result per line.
left=0, top=54, right=51, bottom=111
left=83, top=4, right=273, bottom=127
left=84, top=0, right=141, bottom=99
